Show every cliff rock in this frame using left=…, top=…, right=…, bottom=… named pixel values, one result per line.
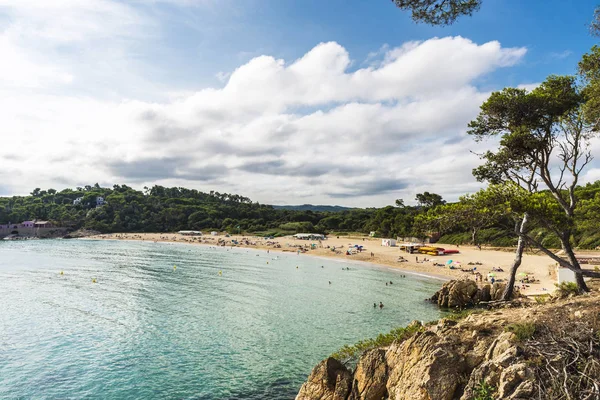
left=431, top=279, right=507, bottom=308
left=297, top=285, right=600, bottom=400
left=296, top=357, right=352, bottom=400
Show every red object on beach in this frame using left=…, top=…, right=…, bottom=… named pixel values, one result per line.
left=443, top=250, right=460, bottom=255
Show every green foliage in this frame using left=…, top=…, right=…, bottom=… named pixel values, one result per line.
left=439, top=228, right=515, bottom=247
left=533, top=295, right=551, bottom=304
left=6, top=180, right=600, bottom=249
left=505, top=322, right=536, bottom=341
left=554, top=282, right=579, bottom=298
left=472, top=380, right=496, bottom=400
left=444, top=308, right=483, bottom=321
left=391, top=0, right=482, bottom=26
left=415, top=191, right=446, bottom=208
left=331, top=323, right=423, bottom=361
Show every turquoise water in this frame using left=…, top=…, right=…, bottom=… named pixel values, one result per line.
left=0, top=239, right=444, bottom=399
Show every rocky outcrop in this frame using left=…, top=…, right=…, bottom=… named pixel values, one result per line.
left=297, top=283, right=600, bottom=400
left=430, top=279, right=507, bottom=308
left=296, top=357, right=352, bottom=400
left=63, top=229, right=101, bottom=239
left=348, top=349, right=387, bottom=400
left=296, top=318, right=533, bottom=400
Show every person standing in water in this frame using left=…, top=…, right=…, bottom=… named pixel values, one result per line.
left=379, top=302, right=384, bottom=309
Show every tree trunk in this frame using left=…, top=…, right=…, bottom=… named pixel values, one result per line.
left=471, top=228, right=476, bottom=246
left=502, top=213, right=528, bottom=301
left=560, top=233, right=589, bottom=293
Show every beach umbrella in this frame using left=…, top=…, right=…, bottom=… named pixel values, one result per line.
left=446, top=259, right=453, bottom=265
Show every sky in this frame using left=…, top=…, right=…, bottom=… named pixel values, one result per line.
left=1, top=0, right=599, bottom=206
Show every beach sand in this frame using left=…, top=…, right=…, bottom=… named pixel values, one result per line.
left=84, top=233, right=599, bottom=296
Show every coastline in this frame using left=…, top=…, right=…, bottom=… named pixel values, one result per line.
left=80, top=233, right=566, bottom=294
left=90, top=236, right=453, bottom=282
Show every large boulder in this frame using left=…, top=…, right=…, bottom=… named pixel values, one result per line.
left=348, top=349, right=388, bottom=400
left=296, top=357, right=352, bottom=400
left=431, top=280, right=510, bottom=308
left=431, top=279, right=479, bottom=308
left=490, top=282, right=507, bottom=301
left=386, top=331, right=467, bottom=400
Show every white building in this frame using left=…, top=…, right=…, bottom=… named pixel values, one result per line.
left=381, top=238, right=397, bottom=247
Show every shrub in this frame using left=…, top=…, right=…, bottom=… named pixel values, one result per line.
left=473, top=380, right=495, bottom=400
left=505, top=322, right=536, bottom=341
left=444, top=308, right=483, bottom=322
left=534, top=294, right=551, bottom=304
left=554, top=281, right=579, bottom=298
left=331, top=323, right=423, bottom=361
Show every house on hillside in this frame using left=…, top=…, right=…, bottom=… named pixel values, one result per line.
left=34, top=221, right=53, bottom=228
left=73, top=197, right=83, bottom=206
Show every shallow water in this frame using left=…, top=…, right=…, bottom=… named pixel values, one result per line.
left=0, top=239, right=444, bottom=399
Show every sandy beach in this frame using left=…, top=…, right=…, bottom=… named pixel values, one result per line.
left=83, top=232, right=599, bottom=296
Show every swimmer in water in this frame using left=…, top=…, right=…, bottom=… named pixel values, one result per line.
left=379, top=302, right=384, bottom=309
left=373, top=303, right=377, bottom=308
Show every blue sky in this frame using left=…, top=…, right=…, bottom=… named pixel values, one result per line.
left=1, top=0, right=599, bottom=206
left=142, top=0, right=598, bottom=92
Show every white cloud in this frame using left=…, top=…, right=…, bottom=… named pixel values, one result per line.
left=0, top=3, right=534, bottom=208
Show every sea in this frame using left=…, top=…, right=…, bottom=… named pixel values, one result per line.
left=0, top=239, right=444, bottom=399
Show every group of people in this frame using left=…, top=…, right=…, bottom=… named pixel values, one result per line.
left=373, top=302, right=384, bottom=309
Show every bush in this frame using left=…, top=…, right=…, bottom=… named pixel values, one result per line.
left=473, top=380, right=496, bottom=400
left=331, top=323, right=423, bottom=361
left=505, top=322, right=536, bottom=341
left=554, top=281, right=579, bottom=298
left=444, top=308, right=483, bottom=322
left=534, top=295, right=551, bottom=304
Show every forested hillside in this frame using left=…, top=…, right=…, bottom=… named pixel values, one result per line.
left=3, top=182, right=600, bottom=249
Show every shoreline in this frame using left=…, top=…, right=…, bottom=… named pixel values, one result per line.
left=79, top=236, right=452, bottom=282
left=79, top=233, right=566, bottom=295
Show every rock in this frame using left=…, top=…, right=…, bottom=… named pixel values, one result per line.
left=485, top=332, right=517, bottom=361
left=431, top=280, right=512, bottom=309
left=477, top=284, right=492, bottom=302
left=63, top=228, right=101, bottom=239
left=431, top=279, right=479, bottom=308
left=349, top=349, right=387, bottom=400
left=490, top=282, right=507, bottom=301
left=497, top=363, right=534, bottom=399
left=386, top=331, right=466, bottom=400
left=296, top=357, right=352, bottom=400
left=461, top=346, right=520, bottom=400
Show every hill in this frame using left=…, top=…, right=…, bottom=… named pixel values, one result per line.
left=272, top=204, right=354, bottom=212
